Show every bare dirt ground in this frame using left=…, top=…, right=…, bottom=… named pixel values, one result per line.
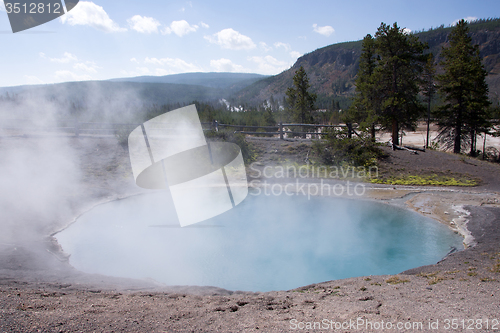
left=378, top=122, right=500, bottom=152
left=1, top=134, right=500, bottom=332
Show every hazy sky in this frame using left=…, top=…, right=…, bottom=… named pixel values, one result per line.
left=0, top=0, right=498, bottom=87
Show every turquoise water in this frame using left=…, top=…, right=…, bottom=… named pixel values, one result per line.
left=56, top=193, right=463, bottom=292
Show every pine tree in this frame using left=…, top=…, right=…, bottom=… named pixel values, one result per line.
left=286, top=66, right=317, bottom=125
left=422, top=53, right=436, bottom=148
left=348, top=34, right=379, bottom=140
left=373, top=23, right=428, bottom=148
left=263, top=104, right=276, bottom=126
left=330, top=99, right=340, bottom=124
left=436, top=19, right=491, bottom=155
left=349, top=24, right=428, bottom=147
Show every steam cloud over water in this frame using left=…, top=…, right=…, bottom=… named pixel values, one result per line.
left=0, top=137, right=80, bottom=243
left=0, top=83, right=143, bottom=246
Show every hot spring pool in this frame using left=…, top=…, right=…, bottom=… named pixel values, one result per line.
left=56, top=192, right=463, bottom=292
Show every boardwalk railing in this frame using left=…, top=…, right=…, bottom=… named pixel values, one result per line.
left=215, top=121, right=358, bottom=139
left=0, top=119, right=358, bottom=140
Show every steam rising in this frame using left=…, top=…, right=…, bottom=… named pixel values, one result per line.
left=0, top=136, right=80, bottom=243
left=0, top=82, right=142, bottom=247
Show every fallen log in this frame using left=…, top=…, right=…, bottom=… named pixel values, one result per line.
left=389, top=141, right=419, bottom=154
left=404, top=145, right=426, bottom=152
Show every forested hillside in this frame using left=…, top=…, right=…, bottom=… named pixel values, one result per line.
left=234, top=18, right=500, bottom=109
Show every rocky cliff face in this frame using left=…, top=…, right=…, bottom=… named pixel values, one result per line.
left=235, top=19, right=500, bottom=107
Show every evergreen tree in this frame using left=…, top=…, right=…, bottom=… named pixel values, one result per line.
left=330, top=99, right=340, bottom=124
left=348, top=34, right=379, bottom=140
left=436, top=19, right=491, bottom=155
left=349, top=24, right=427, bottom=146
left=373, top=22, right=428, bottom=148
left=263, top=104, right=276, bottom=126
left=422, top=53, right=436, bottom=148
left=286, top=66, right=317, bottom=124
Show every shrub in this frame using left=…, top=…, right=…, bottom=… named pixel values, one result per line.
left=114, top=125, right=133, bottom=147
left=482, top=147, right=500, bottom=162
left=204, top=130, right=256, bottom=164
left=312, top=127, right=384, bottom=167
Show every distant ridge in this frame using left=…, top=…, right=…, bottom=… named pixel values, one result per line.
left=109, top=72, right=269, bottom=91
left=0, top=72, right=270, bottom=112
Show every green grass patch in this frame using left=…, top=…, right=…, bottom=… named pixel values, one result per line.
left=416, top=271, right=440, bottom=278
left=444, top=270, right=460, bottom=275
left=385, top=276, right=410, bottom=284
left=428, top=276, right=447, bottom=285
left=480, top=277, right=496, bottom=282
left=370, top=174, right=478, bottom=186
left=417, top=271, right=448, bottom=284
